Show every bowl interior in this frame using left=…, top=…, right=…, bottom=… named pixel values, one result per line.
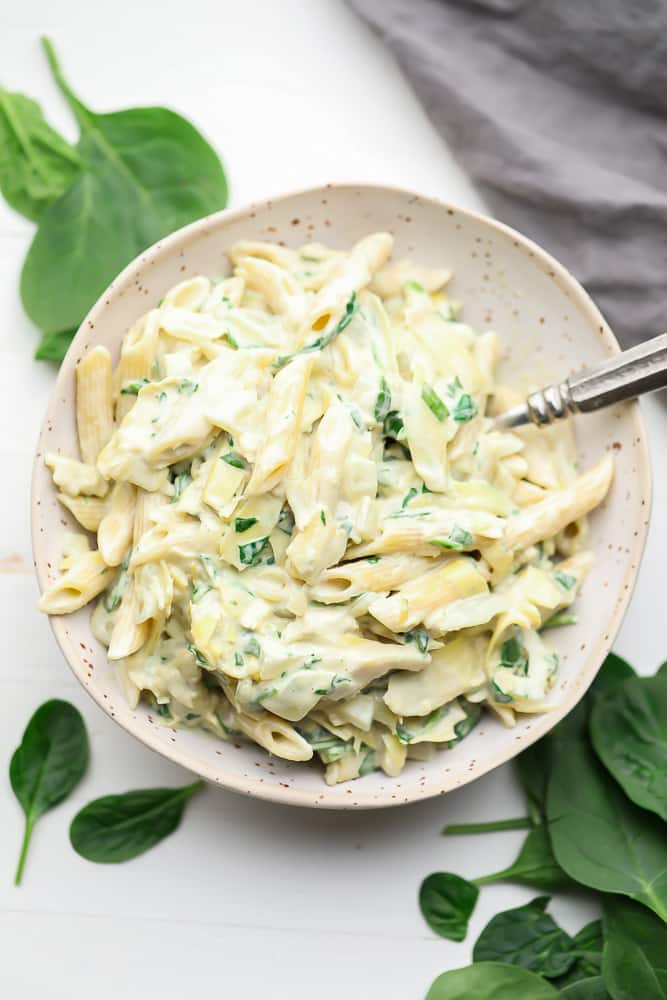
left=32, top=184, right=650, bottom=808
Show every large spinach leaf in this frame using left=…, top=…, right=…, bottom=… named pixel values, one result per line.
left=0, top=88, right=82, bottom=220
left=475, top=824, right=570, bottom=891
left=602, top=896, right=667, bottom=997
left=418, top=872, right=479, bottom=941
left=70, top=781, right=204, bottom=862
left=591, top=674, right=667, bottom=822
left=20, top=38, right=228, bottom=360
left=547, top=740, right=667, bottom=921
left=10, top=699, right=89, bottom=883
left=424, top=961, right=558, bottom=999
left=516, top=652, right=636, bottom=816
left=472, top=895, right=577, bottom=979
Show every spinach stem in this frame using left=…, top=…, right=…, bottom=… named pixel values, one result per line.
left=443, top=816, right=533, bottom=836
left=14, top=817, right=34, bottom=886
left=40, top=37, right=88, bottom=123
left=474, top=869, right=513, bottom=887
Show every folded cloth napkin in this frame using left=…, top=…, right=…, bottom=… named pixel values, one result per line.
left=348, top=0, right=667, bottom=346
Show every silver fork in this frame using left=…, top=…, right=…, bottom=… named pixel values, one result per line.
left=494, top=332, right=667, bottom=429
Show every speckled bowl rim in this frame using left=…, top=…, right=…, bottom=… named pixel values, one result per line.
left=32, top=182, right=652, bottom=808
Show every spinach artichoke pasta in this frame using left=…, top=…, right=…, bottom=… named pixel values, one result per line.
left=39, top=233, right=614, bottom=784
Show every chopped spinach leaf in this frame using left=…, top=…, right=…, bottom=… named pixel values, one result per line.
left=421, top=383, right=449, bottom=421
left=243, top=636, right=261, bottom=658
left=402, top=487, right=419, bottom=508
left=431, top=525, right=473, bottom=551
left=238, top=536, right=271, bottom=566
left=222, top=452, right=248, bottom=470
left=186, top=643, right=208, bottom=666
left=235, top=516, right=258, bottom=533
left=120, top=378, right=149, bottom=395
left=453, top=393, right=478, bottom=422
left=274, top=292, right=357, bottom=368
left=374, top=376, right=392, bottom=422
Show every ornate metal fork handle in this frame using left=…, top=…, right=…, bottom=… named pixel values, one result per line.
left=495, top=332, right=667, bottom=429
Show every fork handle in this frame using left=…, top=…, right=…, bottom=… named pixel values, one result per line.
left=498, top=332, right=667, bottom=428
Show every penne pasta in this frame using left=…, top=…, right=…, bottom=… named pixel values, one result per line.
left=76, top=345, right=114, bottom=464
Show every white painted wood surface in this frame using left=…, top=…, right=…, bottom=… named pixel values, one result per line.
left=1, top=2, right=665, bottom=996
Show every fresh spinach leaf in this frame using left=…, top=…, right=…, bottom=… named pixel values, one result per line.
left=516, top=651, right=636, bottom=817
left=70, top=781, right=204, bottom=862
left=20, top=38, right=228, bottom=360
left=547, top=739, right=667, bottom=921
left=559, top=978, right=610, bottom=999
left=573, top=918, right=604, bottom=955
left=602, top=897, right=667, bottom=996
left=34, top=328, right=77, bottom=362
left=419, top=872, right=479, bottom=941
left=475, top=824, right=570, bottom=891
left=591, top=673, right=667, bottom=822
left=603, top=937, right=665, bottom=999
left=425, top=962, right=558, bottom=999
left=552, top=920, right=604, bottom=988
left=0, top=87, right=82, bottom=221
left=10, top=699, right=89, bottom=884
left=472, top=895, right=577, bottom=979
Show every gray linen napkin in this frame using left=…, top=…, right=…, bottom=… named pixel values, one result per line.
left=348, top=0, right=667, bottom=346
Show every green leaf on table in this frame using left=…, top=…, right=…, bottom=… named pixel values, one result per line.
left=10, top=699, right=89, bottom=884
left=601, top=896, right=667, bottom=997
left=558, top=920, right=604, bottom=984
left=70, top=781, right=204, bottom=863
left=472, top=895, right=578, bottom=979
left=516, top=651, right=636, bottom=816
left=20, top=38, right=228, bottom=356
left=424, top=961, right=558, bottom=1000
left=34, top=328, right=77, bottom=362
left=418, top=872, right=479, bottom=941
left=552, top=920, right=604, bottom=988
left=591, top=673, right=667, bottom=822
left=559, top=978, right=611, bottom=999
left=475, top=823, right=570, bottom=891
left=547, top=740, right=667, bottom=921
left=0, top=88, right=82, bottom=221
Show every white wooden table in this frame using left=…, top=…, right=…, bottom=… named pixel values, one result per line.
left=2, top=2, right=665, bottom=997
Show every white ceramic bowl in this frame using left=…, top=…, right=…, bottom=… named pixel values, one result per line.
left=32, top=184, right=651, bottom=808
